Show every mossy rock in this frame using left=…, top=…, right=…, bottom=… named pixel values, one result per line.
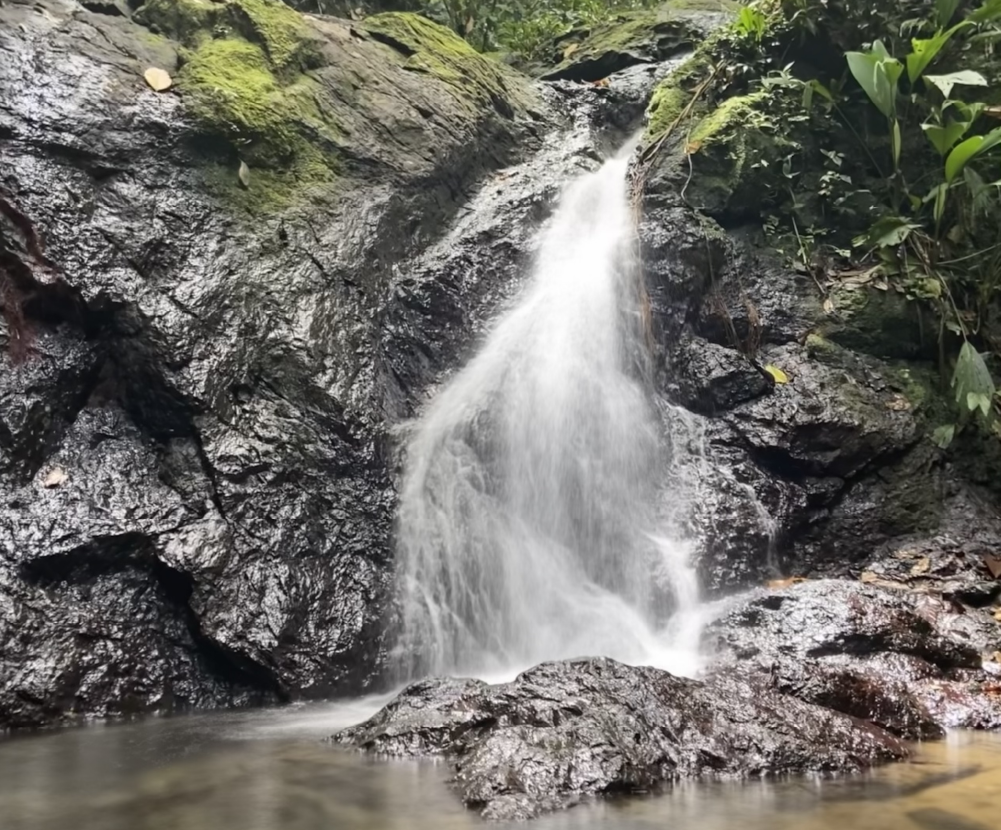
left=360, top=12, right=536, bottom=117
left=817, top=284, right=935, bottom=361
left=133, top=3, right=535, bottom=215
left=136, top=0, right=334, bottom=209
left=678, top=91, right=791, bottom=216
left=542, top=1, right=737, bottom=82
left=642, top=48, right=716, bottom=145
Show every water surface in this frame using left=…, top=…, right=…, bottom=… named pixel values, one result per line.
left=2, top=701, right=999, bottom=830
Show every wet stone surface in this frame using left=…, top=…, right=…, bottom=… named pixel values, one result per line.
left=705, top=580, right=1001, bottom=736
left=336, top=656, right=907, bottom=821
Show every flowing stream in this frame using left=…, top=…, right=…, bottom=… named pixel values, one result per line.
left=394, top=144, right=705, bottom=681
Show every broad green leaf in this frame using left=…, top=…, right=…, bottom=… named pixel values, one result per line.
left=953, top=341, right=995, bottom=417
left=847, top=51, right=881, bottom=109
left=946, top=100, right=985, bottom=123
left=932, top=423, right=956, bottom=448
left=967, top=391, right=992, bottom=417
left=931, top=182, right=948, bottom=223
left=906, top=23, right=968, bottom=84
left=945, top=127, right=1001, bottom=182
left=969, top=0, right=1001, bottom=23
left=892, top=119, right=902, bottom=167
left=922, top=121, right=968, bottom=155
left=808, top=79, right=834, bottom=102
left=935, top=0, right=961, bottom=27
left=867, top=215, right=921, bottom=248
left=802, top=81, right=814, bottom=111
left=846, top=51, right=899, bottom=117
left=924, top=70, right=987, bottom=98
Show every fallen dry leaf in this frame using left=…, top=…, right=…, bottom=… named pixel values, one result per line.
left=985, top=554, right=1001, bottom=580
left=563, top=43, right=579, bottom=60
left=589, top=78, right=609, bottom=88
left=143, top=67, right=172, bottom=92
left=992, top=607, right=1001, bottom=622
left=685, top=139, right=703, bottom=155
left=238, top=160, right=251, bottom=188
left=43, top=467, right=67, bottom=488
left=823, top=297, right=835, bottom=314
left=860, top=570, right=879, bottom=583
left=911, top=556, right=931, bottom=576
left=766, top=576, right=806, bottom=590
left=886, top=394, right=911, bottom=412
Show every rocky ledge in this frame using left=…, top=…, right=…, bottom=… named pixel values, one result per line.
left=335, top=656, right=906, bottom=821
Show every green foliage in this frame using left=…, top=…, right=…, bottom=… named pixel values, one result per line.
left=644, top=0, right=1001, bottom=444
left=735, top=4, right=767, bottom=42
left=414, top=0, right=663, bottom=58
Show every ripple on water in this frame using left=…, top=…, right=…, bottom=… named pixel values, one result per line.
left=0, top=706, right=999, bottom=830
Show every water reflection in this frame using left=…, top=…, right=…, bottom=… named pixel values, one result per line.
left=1, top=702, right=1000, bottom=830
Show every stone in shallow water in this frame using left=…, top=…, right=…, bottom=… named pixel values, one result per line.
left=334, top=656, right=906, bottom=820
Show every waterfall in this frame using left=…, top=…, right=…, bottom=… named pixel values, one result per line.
left=392, top=145, right=702, bottom=681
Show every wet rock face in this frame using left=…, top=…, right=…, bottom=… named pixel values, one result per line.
left=0, top=0, right=555, bottom=728
left=0, top=0, right=678, bottom=727
left=336, top=656, right=907, bottom=821
left=706, top=580, right=1001, bottom=736
left=638, top=194, right=1001, bottom=594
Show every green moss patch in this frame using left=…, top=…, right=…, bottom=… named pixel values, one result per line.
left=136, top=0, right=334, bottom=213
left=543, top=8, right=703, bottom=81
left=361, top=13, right=534, bottom=116
left=681, top=91, right=790, bottom=214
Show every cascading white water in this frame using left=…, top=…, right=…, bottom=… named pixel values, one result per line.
left=393, top=145, right=703, bottom=681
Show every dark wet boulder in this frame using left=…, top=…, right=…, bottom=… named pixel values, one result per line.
left=336, top=656, right=907, bottom=821
left=705, top=580, right=1001, bottom=736
left=669, top=336, right=771, bottom=413
left=0, top=0, right=547, bottom=728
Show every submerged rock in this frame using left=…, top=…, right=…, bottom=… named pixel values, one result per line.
left=336, top=656, right=907, bottom=821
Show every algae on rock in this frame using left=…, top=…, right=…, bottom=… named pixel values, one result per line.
left=360, top=12, right=536, bottom=117
left=133, top=2, right=537, bottom=214
left=542, top=0, right=737, bottom=82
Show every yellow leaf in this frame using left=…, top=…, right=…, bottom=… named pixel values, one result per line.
left=143, top=67, right=172, bottom=92
left=238, top=160, right=251, bottom=188
left=685, top=140, right=703, bottom=155
left=992, top=607, right=1001, bottom=622
left=911, top=556, right=930, bottom=575
left=860, top=570, right=879, bottom=583
left=562, top=43, right=579, bottom=60
left=822, top=297, right=835, bottom=314
left=764, top=364, right=789, bottom=384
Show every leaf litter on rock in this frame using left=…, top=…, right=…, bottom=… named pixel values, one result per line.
left=143, top=67, right=172, bottom=92
left=764, top=364, right=790, bottom=384
left=42, top=467, right=67, bottom=488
